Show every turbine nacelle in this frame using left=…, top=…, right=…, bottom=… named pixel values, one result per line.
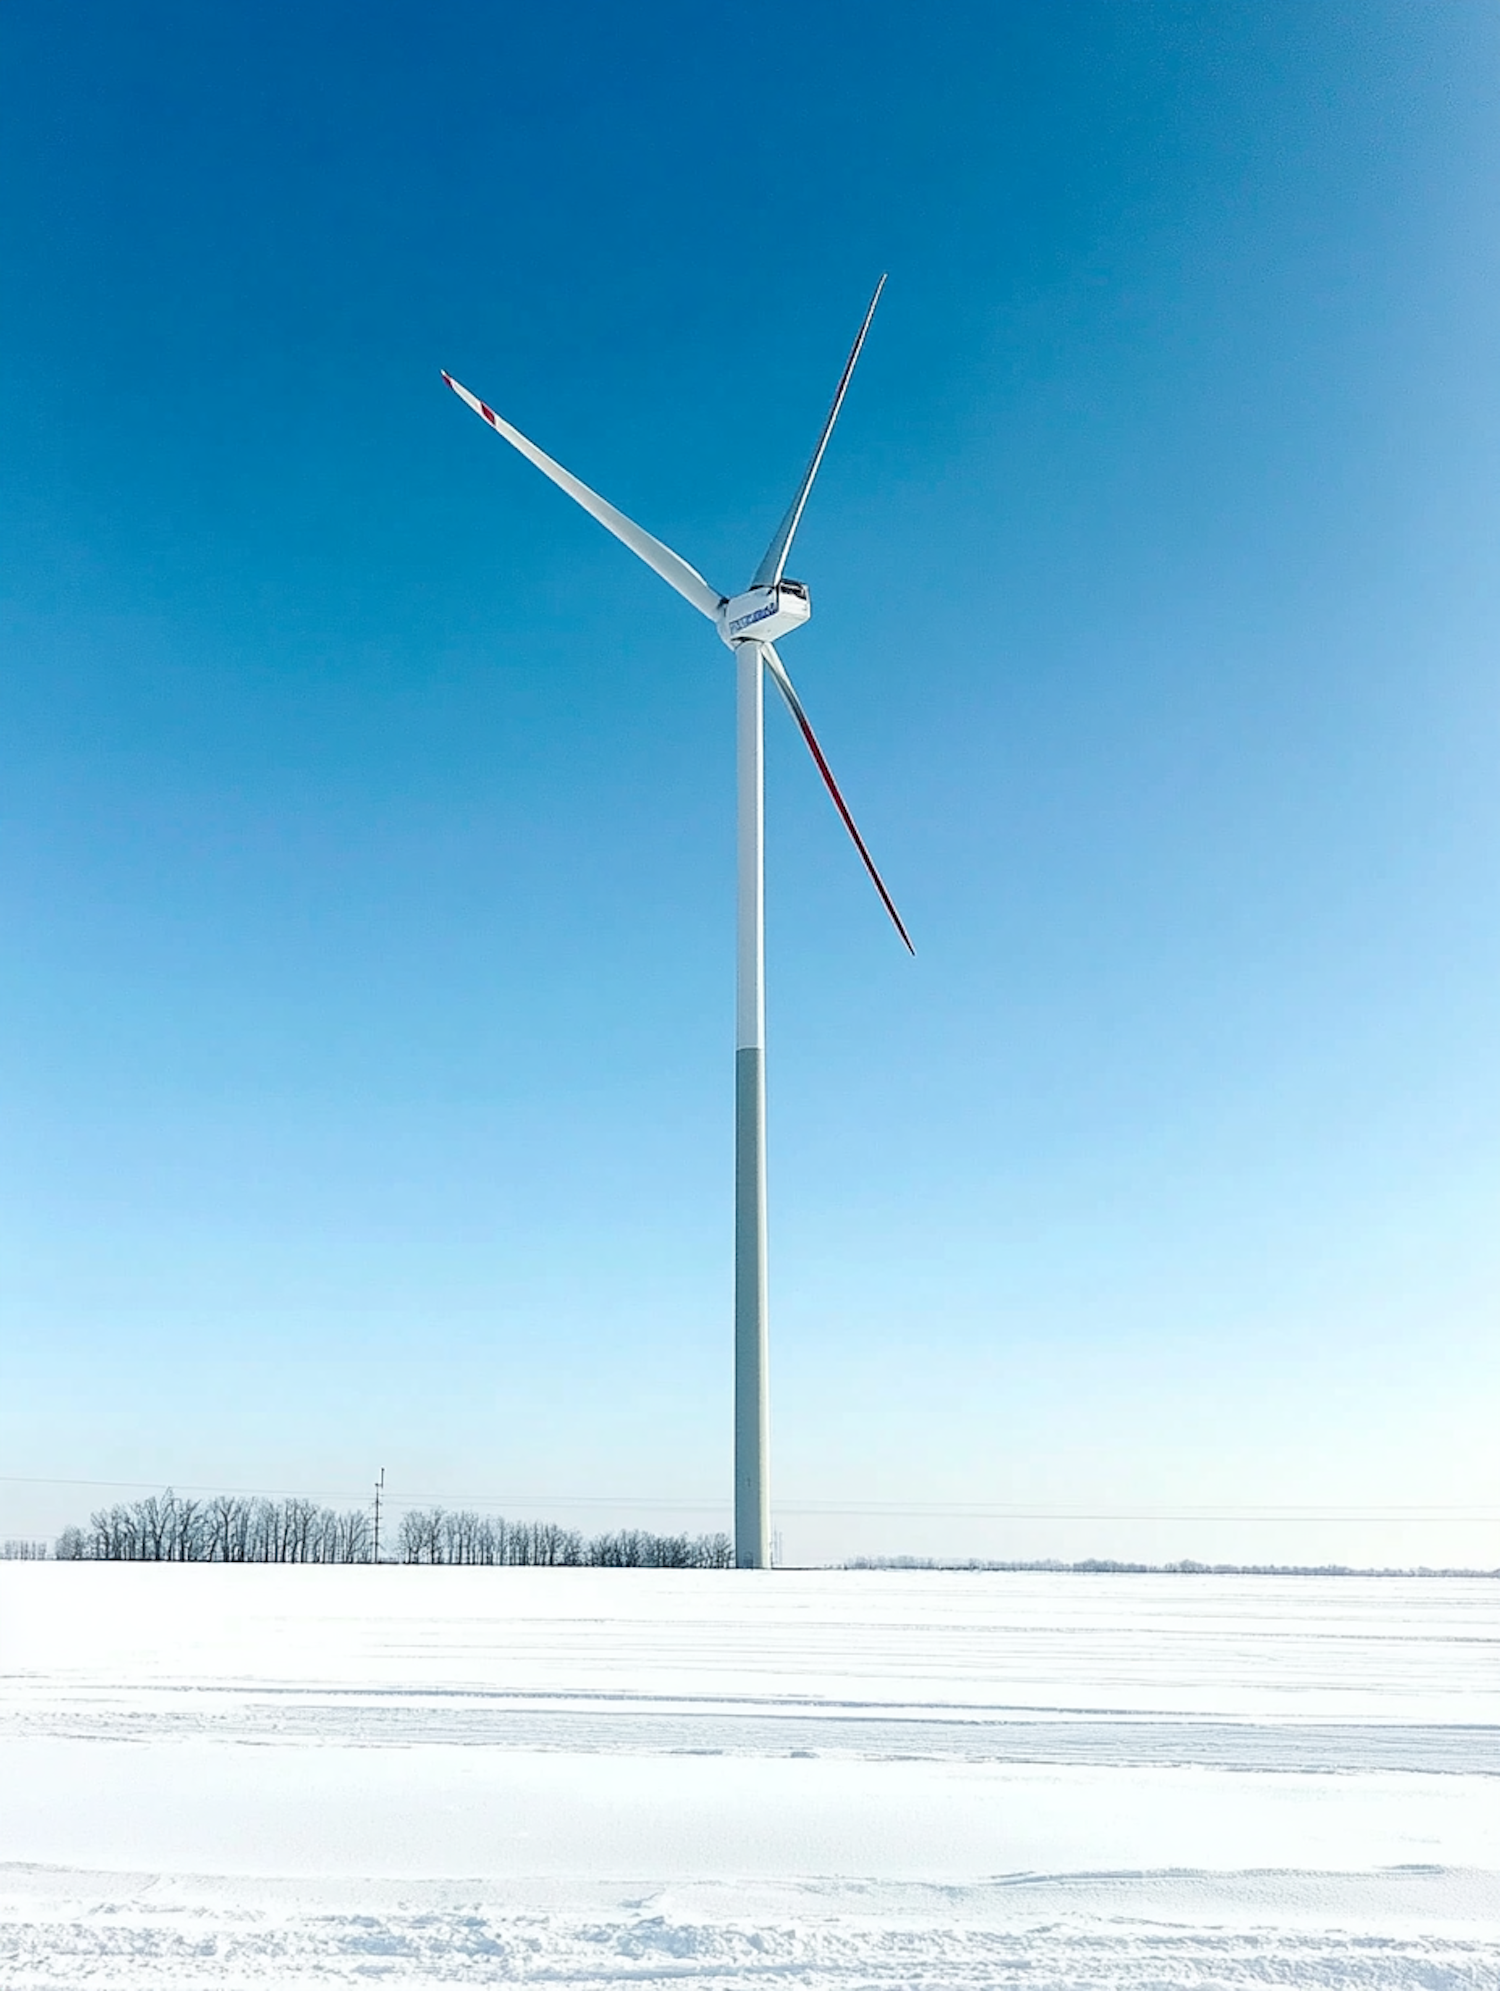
left=719, top=581, right=811, bottom=648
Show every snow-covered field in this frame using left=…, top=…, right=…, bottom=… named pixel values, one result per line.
left=1, top=1566, right=1495, bottom=1986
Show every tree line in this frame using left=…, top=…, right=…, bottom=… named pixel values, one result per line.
left=846, top=1556, right=1499, bottom=1576
left=57, top=1491, right=374, bottom=1563
left=395, top=1507, right=732, bottom=1567
left=53, top=1489, right=732, bottom=1568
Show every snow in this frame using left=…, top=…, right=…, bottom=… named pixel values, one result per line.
left=1, top=1566, right=1496, bottom=1986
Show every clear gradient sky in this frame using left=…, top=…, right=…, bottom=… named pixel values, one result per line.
left=3, top=3, right=1498, bottom=1565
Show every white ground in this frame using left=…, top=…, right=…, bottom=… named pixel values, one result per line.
left=1, top=1566, right=1496, bottom=1986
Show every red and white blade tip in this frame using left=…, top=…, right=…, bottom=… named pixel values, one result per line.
left=441, top=369, right=503, bottom=429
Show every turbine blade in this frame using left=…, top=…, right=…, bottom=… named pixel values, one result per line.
left=750, top=276, right=886, bottom=590
left=441, top=371, right=724, bottom=621
left=760, top=642, right=913, bottom=954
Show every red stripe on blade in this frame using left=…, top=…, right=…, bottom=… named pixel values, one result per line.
left=764, top=653, right=914, bottom=954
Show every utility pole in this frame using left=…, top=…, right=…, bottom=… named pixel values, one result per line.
left=372, top=1467, right=385, bottom=1564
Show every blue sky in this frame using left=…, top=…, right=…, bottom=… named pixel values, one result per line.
left=3, top=2, right=1498, bottom=1563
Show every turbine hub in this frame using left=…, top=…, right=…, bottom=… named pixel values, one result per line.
left=718, top=581, right=811, bottom=648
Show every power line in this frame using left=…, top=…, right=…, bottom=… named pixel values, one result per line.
left=2, top=1475, right=1496, bottom=1524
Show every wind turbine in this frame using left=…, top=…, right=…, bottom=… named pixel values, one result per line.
left=441, top=277, right=911, bottom=1569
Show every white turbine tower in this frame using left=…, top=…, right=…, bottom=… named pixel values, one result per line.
left=442, top=278, right=911, bottom=1570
